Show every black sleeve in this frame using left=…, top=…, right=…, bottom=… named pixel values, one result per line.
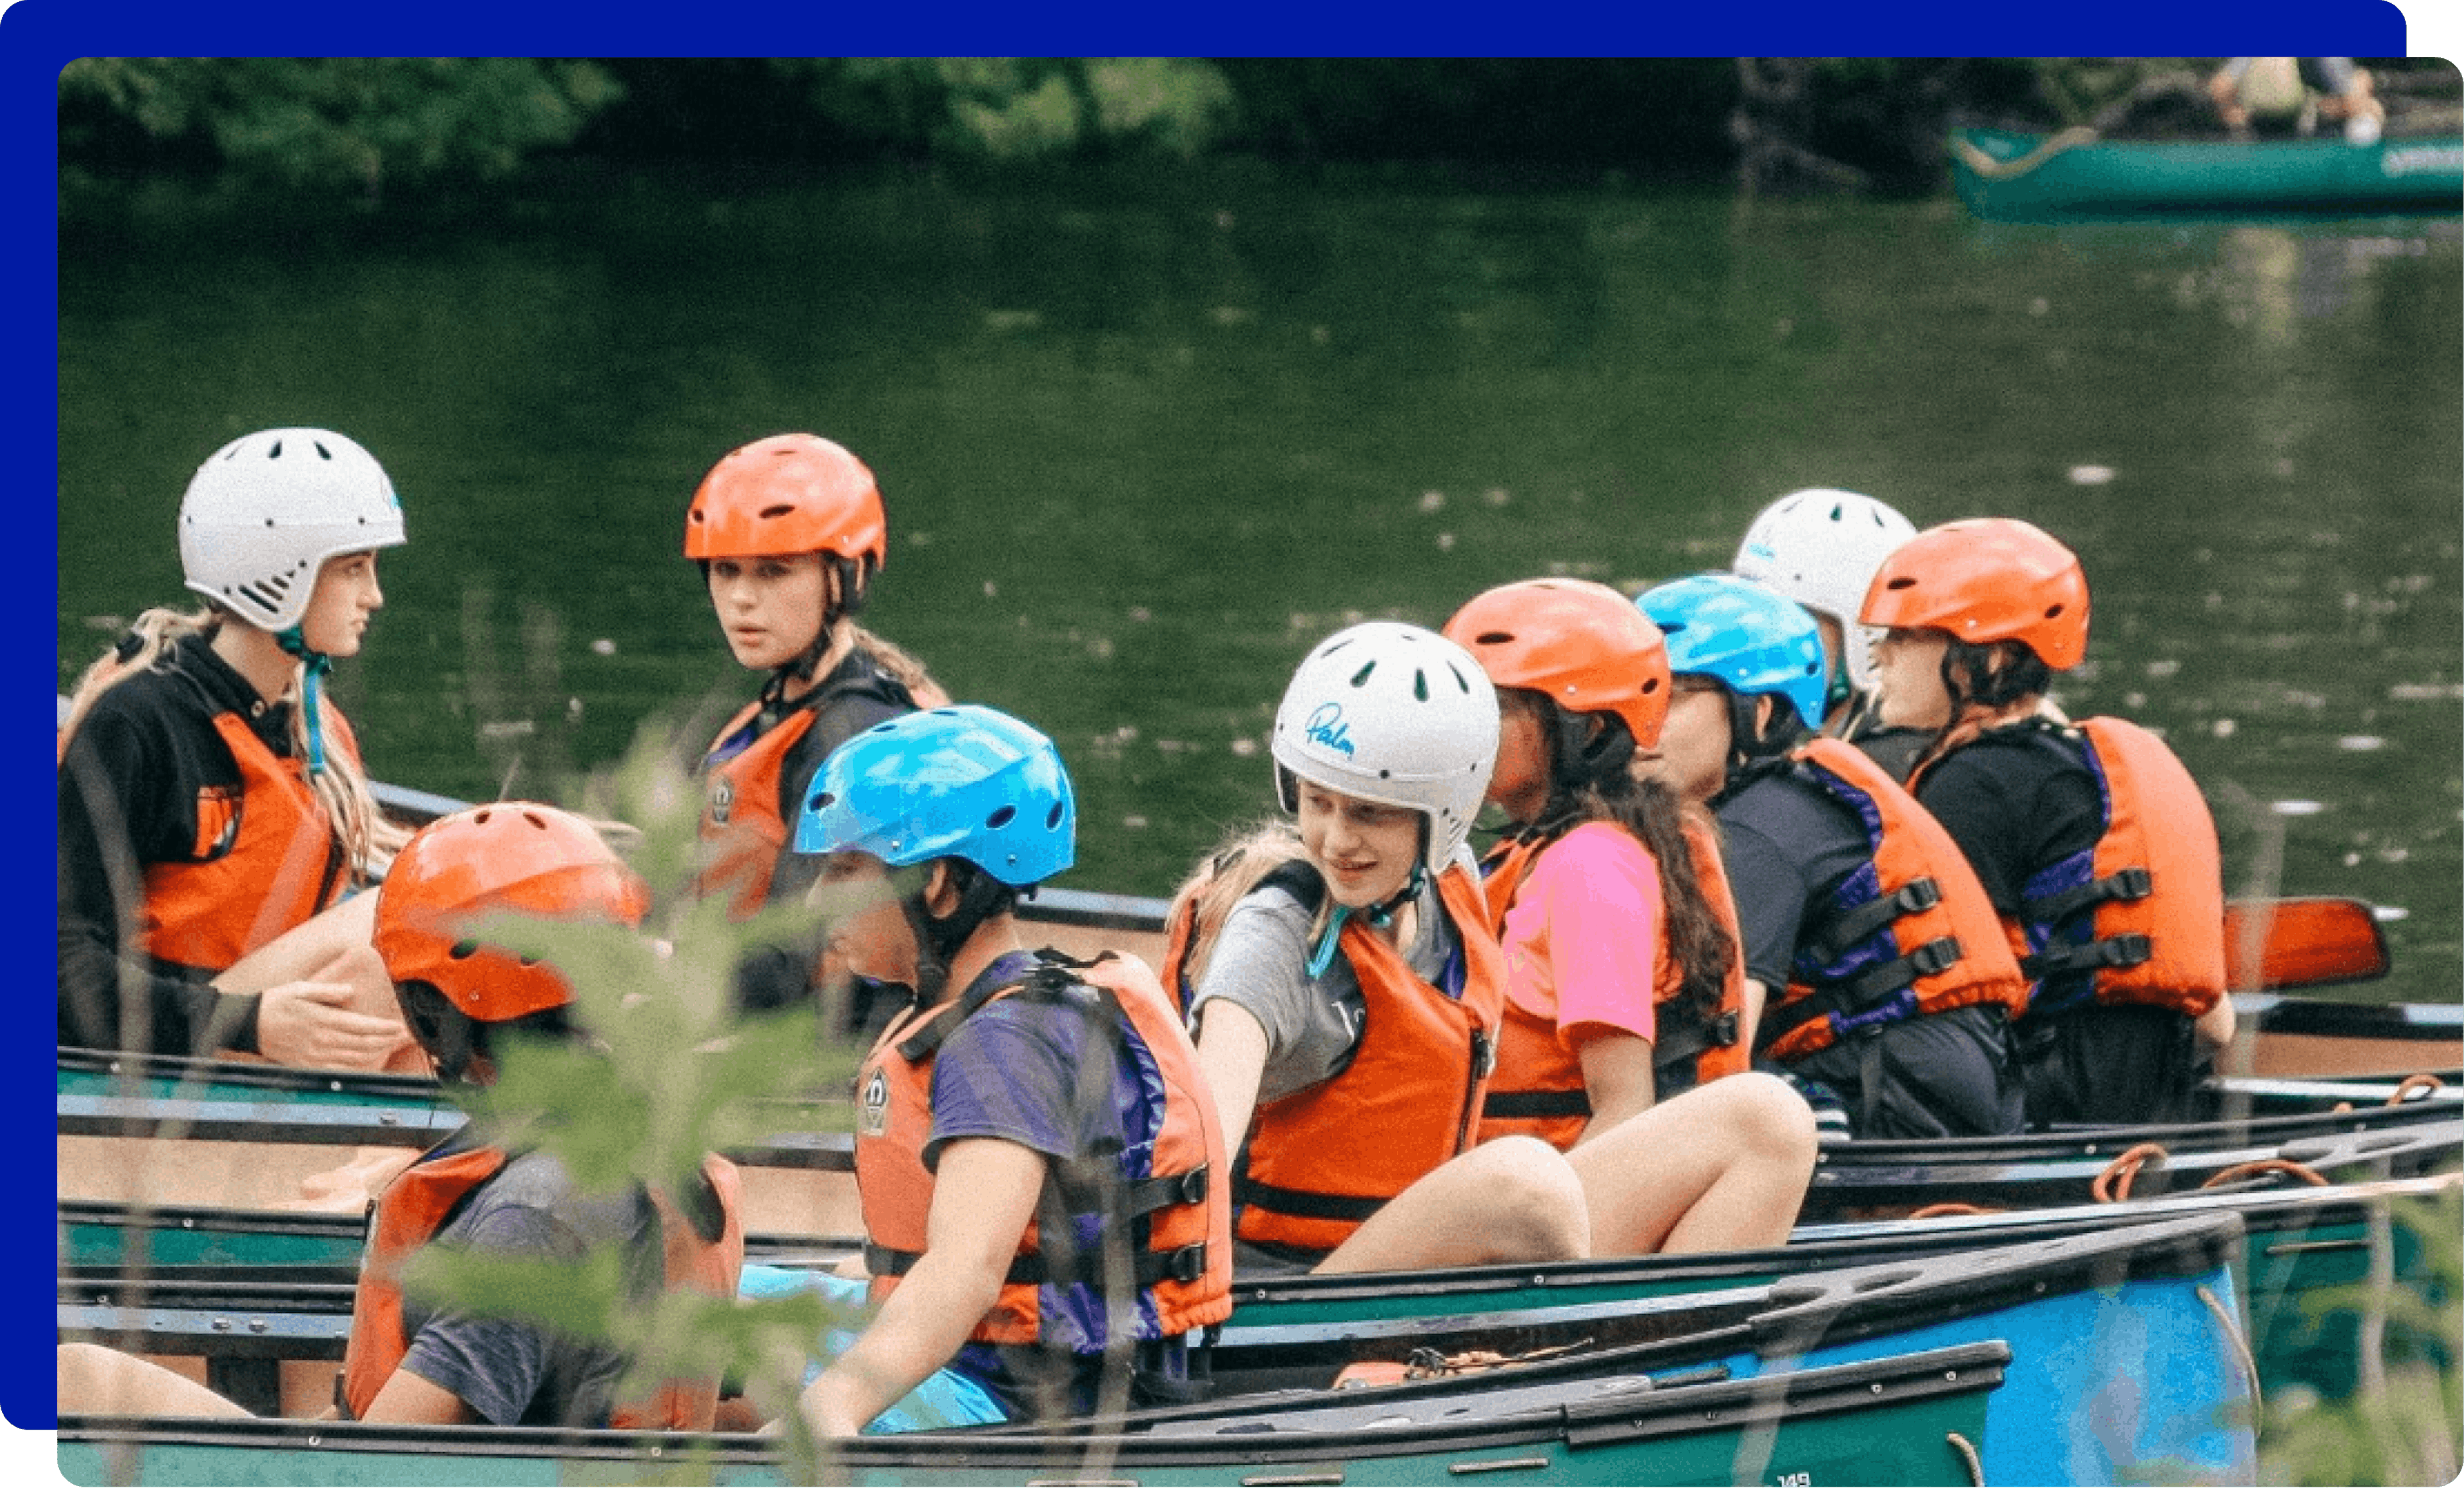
left=1716, top=813, right=1817, bottom=989
left=56, top=703, right=259, bottom=1055
left=1913, top=739, right=2101, bottom=914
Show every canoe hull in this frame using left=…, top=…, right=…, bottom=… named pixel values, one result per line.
left=1951, top=124, right=2464, bottom=219
left=62, top=1342, right=2012, bottom=1487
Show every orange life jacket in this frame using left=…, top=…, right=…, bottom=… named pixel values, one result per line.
left=855, top=948, right=1232, bottom=1347
left=341, top=1143, right=744, bottom=1429
left=1232, top=863, right=1506, bottom=1254
left=1756, top=738, right=2028, bottom=1063
left=696, top=668, right=912, bottom=917
left=2005, top=717, right=2227, bottom=1020
left=1471, top=814, right=1749, bottom=1147
left=138, top=708, right=352, bottom=973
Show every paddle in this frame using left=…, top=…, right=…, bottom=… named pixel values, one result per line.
left=2224, top=896, right=2390, bottom=991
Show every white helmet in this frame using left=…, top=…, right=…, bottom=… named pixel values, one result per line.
left=178, top=428, right=406, bottom=632
left=1733, top=488, right=1915, bottom=694
left=1270, top=622, right=1499, bottom=877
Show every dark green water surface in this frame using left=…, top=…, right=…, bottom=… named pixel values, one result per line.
left=58, top=175, right=2463, bottom=990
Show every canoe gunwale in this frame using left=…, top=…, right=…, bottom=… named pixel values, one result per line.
left=58, top=1338, right=2012, bottom=1469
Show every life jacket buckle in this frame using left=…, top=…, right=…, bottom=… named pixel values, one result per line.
left=1175, top=1164, right=1211, bottom=1206
left=1910, top=936, right=1960, bottom=977
left=1894, top=877, right=1942, bottom=914
left=2108, top=866, right=2153, bottom=902
left=1165, top=1242, right=1209, bottom=1283
left=2100, top=933, right=2153, bottom=968
left=1708, top=1009, right=1741, bottom=1047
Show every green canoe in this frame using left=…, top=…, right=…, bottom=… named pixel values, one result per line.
left=61, top=1339, right=2008, bottom=1487
left=64, top=1213, right=2261, bottom=1484
left=1949, top=124, right=2464, bottom=220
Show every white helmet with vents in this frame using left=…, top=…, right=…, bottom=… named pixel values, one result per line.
left=1733, top=488, right=1915, bottom=694
left=1270, top=622, right=1499, bottom=877
left=178, top=427, right=406, bottom=632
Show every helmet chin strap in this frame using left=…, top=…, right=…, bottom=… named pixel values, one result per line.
left=274, top=625, right=332, bottom=779
left=898, top=863, right=1015, bottom=1006
left=1304, top=862, right=1425, bottom=978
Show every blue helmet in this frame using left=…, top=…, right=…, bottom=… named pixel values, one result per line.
left=1634, top=575, right=1831, bottom=734
left=794, top=705, right=1076, bottom=887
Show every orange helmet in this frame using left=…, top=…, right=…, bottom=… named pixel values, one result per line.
left=1443, top=577, right=1671, bottom=749
left=683, top=433, right=887, bottom=569
left=1860, top=518, right=2090, bottom=671
left=373, top=803, right=649, bottom=1025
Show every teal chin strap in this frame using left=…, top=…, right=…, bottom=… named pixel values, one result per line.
left=1302, top=862, right=1425, bottom=979
left=275, top=626, right=333, bottom=780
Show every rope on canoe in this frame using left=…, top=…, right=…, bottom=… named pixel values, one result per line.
left=1948, top=126, right=2101, bottom=180
left=1908, top=1202, right=2006, bottom=1219
left=2197, top=1282, right=2264, bottom=1420
left=2391, top=1072, right=2445, bottom=1104
left=1947, top=1430, right=1986, bottom=1487
left=2201, top=1158, right=2330, bottom=1190
left=2091, top=1142, right=2169, bottom=1203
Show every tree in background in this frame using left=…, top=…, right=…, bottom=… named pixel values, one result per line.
left=60, top=58, right=624, bottom=201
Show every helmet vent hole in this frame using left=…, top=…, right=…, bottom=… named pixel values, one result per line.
left=517, top=955, right=542, bottom=968
left=2044, top=604, right=2065, bottom=619
left=312, top=441, right=332, bottom=460
left=1642, top=676, right=1662, bottom=694
left=1887, top=577, right=1917, bottom=591
left=1451, top=664, right=1471, bottom=693
left=449, top=939, right=481, bottom=961
left=522, top=810, right=547, bottom=830
left=1412, top=670, right=1428, bottom=702
left=814, top=791, right=836, bottom=810
left=1475, top=630, right=1514, bottom=646
left=473, top=808, right=493, bottom=825
left=1378, top=768, right=1392, bottom=778
left=1349, top=661, right=1376, bottom=687
left=986, top=805, right=1017, bottom=830
left=688, top=510, right=705, bottom=526
left=1829, top=504, right=1844, bottom=521
left=1045, top=802, right=1065, bottom=829
left=266, top=440, right=283, bottom=459
left=758, top=504, right=796, bottom=520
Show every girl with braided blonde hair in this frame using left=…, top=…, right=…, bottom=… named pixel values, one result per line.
left=58, top=427, right=418, bottom=1069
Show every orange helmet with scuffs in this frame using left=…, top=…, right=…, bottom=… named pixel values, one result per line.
left=1860, top=517, right=2091, bottom=671
left=373, top=803, right=649, bottom=1025
left=683, top=433, right=887, bottom=569
left=1444, top=577, right=1672, bottom=749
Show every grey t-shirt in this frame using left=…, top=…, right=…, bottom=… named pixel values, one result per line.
left=1189, top=869, right=1460, bottom=1102
left=395, top=1149, right=663, bottom=1428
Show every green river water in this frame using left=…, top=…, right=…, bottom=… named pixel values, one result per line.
left=58, top=172, right=2463, bottom=991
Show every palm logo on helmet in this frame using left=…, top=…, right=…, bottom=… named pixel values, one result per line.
left=1636, top=575, right=1831, bottom=736
left=1732, top=488, right=1914, bottom=699
left=1270, top=622, right=1499, bottom=878
left=1859, top=517, right=2090, bottom=671
left=1443, top=577, right=1671, bottom=753
left=795, top=705, right=1076, bottom=887
left=373, top=803, right=648, bottom=1081
left=178, top=427, right=407, bottom=634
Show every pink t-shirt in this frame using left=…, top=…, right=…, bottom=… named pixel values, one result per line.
left=1498, top=820, right=1663, bottom=1048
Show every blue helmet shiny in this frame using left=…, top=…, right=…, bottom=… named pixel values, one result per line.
left=1634, top=575, right=1831, bottom=734
left=794, top=705, right=1076, bottom=887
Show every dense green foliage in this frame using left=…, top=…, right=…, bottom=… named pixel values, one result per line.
left=57, top=56, right=2458, bottom=221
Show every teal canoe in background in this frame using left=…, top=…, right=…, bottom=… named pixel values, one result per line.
left=1949, top=124, right=2464, bottom=220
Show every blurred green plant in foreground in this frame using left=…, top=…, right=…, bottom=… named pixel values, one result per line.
left=2260, top=1190, right=2461, bottom=1486
left=397, top=713, right=903, bottom=1475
